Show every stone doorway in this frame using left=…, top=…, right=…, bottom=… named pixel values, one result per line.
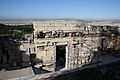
left=56, top=45, right=66, bottom=71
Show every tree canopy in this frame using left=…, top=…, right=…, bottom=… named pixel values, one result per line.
left=0, top=24, right=34, bottom=36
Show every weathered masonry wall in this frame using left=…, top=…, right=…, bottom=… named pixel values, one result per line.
left=32, top=20, right=106, bottom=71
left=0, top=20, right=120, bottom=72
left=33, top=37, right=102, bottom=71
left=33, top=20, right=84, bottom=32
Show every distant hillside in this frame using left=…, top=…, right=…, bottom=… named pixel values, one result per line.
left=90, top=20, right=120, bottom=26
left=0, top=20, right=33, bottom=25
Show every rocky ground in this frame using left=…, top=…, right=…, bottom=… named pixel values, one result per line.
left=7, top=54, right=120, bottom=80
left=52, top=61, right=120, bottom=80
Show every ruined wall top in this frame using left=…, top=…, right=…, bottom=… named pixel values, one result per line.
left=33, top=20, right=86, bottom=32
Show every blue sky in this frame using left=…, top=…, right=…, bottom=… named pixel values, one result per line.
left=0, top=0, right=120, bottom=20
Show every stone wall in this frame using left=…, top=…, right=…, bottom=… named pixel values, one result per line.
left=32, top=20, right=104, bottom=71
left=1, top=20, right=120, bottom=72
